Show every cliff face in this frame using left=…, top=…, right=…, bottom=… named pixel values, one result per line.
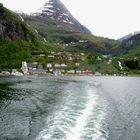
left=0, top=3, right=34, bottom=42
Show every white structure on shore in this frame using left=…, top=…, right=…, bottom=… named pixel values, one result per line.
left=21, top=61, right=29, bottom=74
left=47, top=63, right=52, bottom=68
left=11, top=69, right=23, bottom=76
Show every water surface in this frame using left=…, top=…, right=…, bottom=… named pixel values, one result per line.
left=0, top=76, right=140, bottom=140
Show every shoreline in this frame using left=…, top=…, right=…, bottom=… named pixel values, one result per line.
left=0, top=74, right=140, bottom=78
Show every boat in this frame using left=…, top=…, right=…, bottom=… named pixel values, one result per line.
left=11, top=69, right=23, bottom=76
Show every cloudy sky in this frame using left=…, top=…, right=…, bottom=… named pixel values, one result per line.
left=1, top=0, right=140, bottom=39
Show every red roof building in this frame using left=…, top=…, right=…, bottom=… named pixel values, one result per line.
left=83, top=70, right=93, bottom=75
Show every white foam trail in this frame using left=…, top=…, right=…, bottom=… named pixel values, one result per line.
left=35, top=84, right=108, bottom=140
left=35, top=106, right=69, bottom=140
left=91, top=111, right=108, bottom=140
left=66, top=89, right=97, bottom=140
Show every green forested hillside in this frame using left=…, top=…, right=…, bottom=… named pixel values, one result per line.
left=0, top=3, right=50, bottom=71
left=22, top=14, right=120, bottom=54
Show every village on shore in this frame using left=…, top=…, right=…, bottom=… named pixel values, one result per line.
left=0, top=51, right=126, bottom=77
left=0, top=61, right=102, bottom=76
left=0, top=51, right=104, bottom=77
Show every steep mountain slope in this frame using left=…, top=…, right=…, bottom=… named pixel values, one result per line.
left=0, top=3, right=48, bottom=70
left=112, top=32, right=140, bottom=56
left=20, top=0, right=91, bottom=43
left=19, top=0, right=119, bottom=54
left=119, top=31, right=140, bottom=42
left=109, top=32, right=140, bottom=73
left=33, top=0, right=91, bottom=34
left=0, top=3, right=35, bottom=42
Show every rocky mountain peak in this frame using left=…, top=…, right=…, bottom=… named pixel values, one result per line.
left=33, top=0, right=91, bottom=34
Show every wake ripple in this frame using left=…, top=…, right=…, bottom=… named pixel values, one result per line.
left=35, top=83, right=108, bottom=140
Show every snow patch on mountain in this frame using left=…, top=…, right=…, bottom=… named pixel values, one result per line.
left=21, top=0, right=91, bottom=34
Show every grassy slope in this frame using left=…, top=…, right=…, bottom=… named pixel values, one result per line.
left=23, top=15, right=120, bottom=54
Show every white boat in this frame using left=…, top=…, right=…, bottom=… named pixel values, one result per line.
left=11, top=69, right=23, bottom=76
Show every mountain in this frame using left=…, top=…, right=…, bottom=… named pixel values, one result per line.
left=19, top=0, right=91, bottom=40
left=32, top=0, right=91, bottom=34
left=112, top=31, right=140, bottom=56
left=18, top=0, right=119, bottom=54
left=19, top=0, right=92, bottom=44
left=0, top=3, right=48, bottom=70
left=119, top=31, right=140, bottom=42
left=0, top=3, right=36, bottom=42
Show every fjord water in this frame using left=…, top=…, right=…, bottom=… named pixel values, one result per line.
left=0, top=76, right=140, bottom=140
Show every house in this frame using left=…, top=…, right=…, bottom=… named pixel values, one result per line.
left=61, top=69, right=65, bottom=73
left=47, top=63, right=53, bottom=68
left=94, top=72, right=102, bottom=76
left=21, top=61, right=46, bottom=75
left=102, top=55, right=111, bottom=58
left=39, top=54, right=45, bottom=57
left=83, top=70, right=93, bottom=75
left=81, top=53, right=85, bottom=56
left=54, top=64, right=61, bottom=68
left=75, top=63, right=80, bottom=66
left=31, top=68, right=46, bottom=75
left=76, top=70, right=82, bottom=74
left=27, top=63, right=37, bottom=70
left=67, top=70, right=75, bottom=74
left=48, top=55, right=55, bottom=58
left=107, top=59, right=112, bottom=65
left=28, top=63, right=45, bottom=75
left=48, top=69, right=53, bottom=72
left=68, top=57, right=73, bottom=61
left=61, top=64, right=67, bottom=67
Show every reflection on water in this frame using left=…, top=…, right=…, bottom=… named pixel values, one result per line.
left=0, top=76, right=140, bottom=140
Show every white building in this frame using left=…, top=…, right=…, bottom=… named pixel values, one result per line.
left=75, top=63, right=80, bottom=66
left=68, top=57, right=73, bottom=61
left=21, top=61, right=29, bottom=74
left=48, top=55, right=55, bottom=58
left=61, top=64, right=67, bottom=67
left=107, top=59, right=112, bottom=65
left=47, top=63, right=52, bottom=68
left=54, top=64, right=61, bottom=68
left=67, top=70, right=75, bottom=74
left=76, top=70, right=82, bottom=74
left=47, top=68, right=53, bottom=72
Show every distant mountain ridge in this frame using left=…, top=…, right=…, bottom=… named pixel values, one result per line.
left=119, top=31, right=140, bottom=42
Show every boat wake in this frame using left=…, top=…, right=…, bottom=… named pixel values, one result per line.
left=35, top=82, right=108, bottom=140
